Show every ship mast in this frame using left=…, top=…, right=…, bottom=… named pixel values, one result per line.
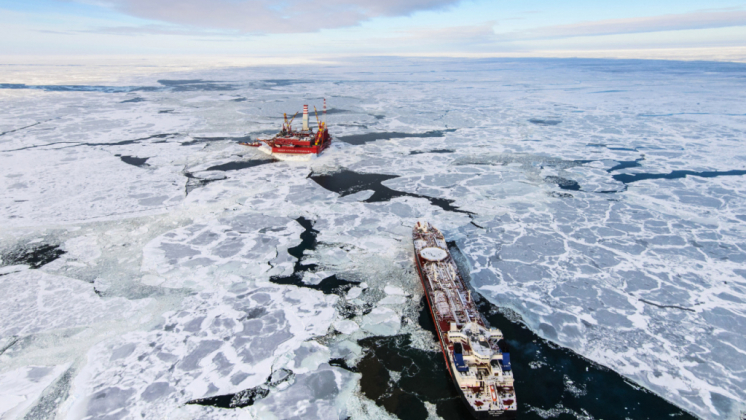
left=302, top=104, right=309, bottom=131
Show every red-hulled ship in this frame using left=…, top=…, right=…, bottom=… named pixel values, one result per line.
left=413, top=221, right=517, bottom=419
left=240, top=100, right=332, bottom=161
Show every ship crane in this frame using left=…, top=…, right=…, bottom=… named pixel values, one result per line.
left=313, top=106, right=326, bottom=145
left=284, top=112, right=299, bottom=134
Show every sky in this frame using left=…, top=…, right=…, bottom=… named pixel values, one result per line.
left=1, top=0, right=745, bottom=59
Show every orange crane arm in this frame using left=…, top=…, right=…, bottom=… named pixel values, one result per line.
left=313, top=106, right=321, bottom=127
left=286, top=112, right=298, bottom=131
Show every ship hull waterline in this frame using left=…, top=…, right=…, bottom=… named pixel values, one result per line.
left=256, top=141, right=331, bottom=161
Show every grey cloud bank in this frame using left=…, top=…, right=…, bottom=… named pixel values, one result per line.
left=103, top=0, right=460, bottom=33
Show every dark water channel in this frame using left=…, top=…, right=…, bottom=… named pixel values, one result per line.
left=338, top=129, right=456, bottom=145
left=410, top=149, right=455, bottom=155
left=206, top=159, right=273, bottom=172
left=183, top=158, right=274, bottom=194
left=183, top=172, right=222, bottom=195
left=310, top=169, right=471, bottom=214
left=544, top=176, right=581, bottom=191
left=1, top=243, right=66, bottom=269
left=180, top=135, right=253, bottom=146
left=269, top=217, right=359, bottom=294
left=118, top=155, right=150, bottom=167
left=528, top=119, right=562, bottom=126
left=607, top=158, right=644, bottom=173
left=187, top=369, right=294, bottom=409
left=614, top=169, right=746, bottom=184
left=120, top=97, right=145, bottom=103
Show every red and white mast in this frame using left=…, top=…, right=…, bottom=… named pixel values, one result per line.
left=302, top=104, right=309, bottom=131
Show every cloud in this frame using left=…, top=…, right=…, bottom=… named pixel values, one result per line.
left=36, top=29, right=75, bottom=35
left=89, top=0, right=461, bottom=34
left=83, top=24, right=231, bottom=37
left=499, top=10, right=746, bottom=41
left=396, top=22, right=496, bottom=45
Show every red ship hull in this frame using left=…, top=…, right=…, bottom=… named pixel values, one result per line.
left=269, top=140, right=331, bottom=155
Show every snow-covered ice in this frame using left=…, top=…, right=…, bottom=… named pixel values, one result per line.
left=1, top=57, right=745, bottom=419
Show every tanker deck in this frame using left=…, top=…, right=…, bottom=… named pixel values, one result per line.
left=413, top=221, right=517, bottom=419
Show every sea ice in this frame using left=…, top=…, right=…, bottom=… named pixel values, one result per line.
left=1, top=57, right=745, bottom=420
left=361, top=307, right=401, bottom=336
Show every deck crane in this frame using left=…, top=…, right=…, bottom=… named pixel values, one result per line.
left=313, top=106, right=327, bottom=145
left=283, top=112, right=298, bottom=133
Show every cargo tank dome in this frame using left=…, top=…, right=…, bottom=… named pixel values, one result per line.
left=420, top=247, right=448, bottom=261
